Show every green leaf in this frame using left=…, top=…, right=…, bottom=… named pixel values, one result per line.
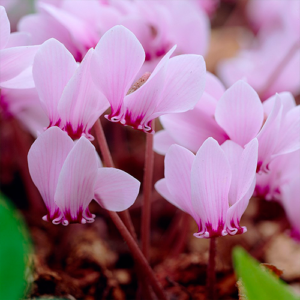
left=233, top=247, right=300, bottom=300
left=0, top=193, right=32, bottom=300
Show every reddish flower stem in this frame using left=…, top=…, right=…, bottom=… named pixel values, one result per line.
left=93, top=119, right=137, bottom=241
left=141, top=123, right=155, bottom=260
left=259, top=39, right=300, bottom=99
left=108, top=211, right=167, bottom=300
left=206, top=237, right=217, bottom=300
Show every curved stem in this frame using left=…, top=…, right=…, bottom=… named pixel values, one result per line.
left=93, top=119, right=137, bottom=241
left=108, top=211, right=167, bottom=300
left=206, top=237, right=217, bottom=300
left=141, top=123, right=155, bottom=260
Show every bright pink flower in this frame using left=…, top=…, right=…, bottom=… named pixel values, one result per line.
left=255, top=150, right=300, bottom=201
left=215, top=82, right=300, bottom=172
left=281, top=175, right=300, bottom=242
left=155, top=137, right=258, bottom=238
left=18, top=0, right=210, bottom=65
left=32, top=38, right=109, bottom=140
left=28, top=126, right=140, bottom=225
left=91, top=25, right=206, bottom=133
left=154, top=72, right=228, bottom=154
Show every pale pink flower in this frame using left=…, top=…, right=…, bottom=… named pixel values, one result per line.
left=255, top=150, right=300, bottom=201
left=0, top=6, right=48, bottom=135
left=156, top=138, right=258, bottom=238
left=154, top=72, right=228, bottom=154
left=18, top=0, right=210, bottom=65
left=91, top=25, right=206, bottom=133
left=215, top=82, right=300, bottom=172
left=28, top=126, right=140, bottom=225
left=32, top=38, right=109, bottom=140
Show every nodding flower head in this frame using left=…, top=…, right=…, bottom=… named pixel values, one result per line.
left=155, top=137, right=258, bottom=238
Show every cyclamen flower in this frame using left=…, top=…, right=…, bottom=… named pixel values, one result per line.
left=154, top=72, right=228, bottom=154
left=0, top=6, right=48, bottom=135
left=155, top=138, right=258, bottom=238
left=19, top=0, right=209, bottom=64
left=91, top=25, right=206, bottom=133
left=28, top=127, right=140, bottom=225
left=32, top=38, right=109, bottom=140
left=255, top=150, right=300, bottom=201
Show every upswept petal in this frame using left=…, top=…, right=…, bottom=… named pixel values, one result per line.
left=58, top=48, right=109, bottom=140
left=257, top=95, right=282, bottom=172
left=158, top=144, right=198, bottom=221
left=158, top=94, right=228, bottom=153
left=122, top=46, right=176, bottom=132
left=28, top=127, right=73, bottom=222
left=150, top=54, right=206, bottom=118
left=0, top=46, right=39, bottom=84
left=204, top=72, right=226, bottom=101
left=54, top=136, right=98, bottom=225
left=224, top=139, right=258, bottom=235
left=153, top=130, right=176, bottom=155
left=273, top=106, right=300, bottom=157
left=263, top=92, right=296, bottom=117
left=0, top=66, right=35, bottom=89
left=191, top=138, right=231, bottom=238
left=94, top=168, right=140, bottom=212
left=6, top=32, right=31, bottom=48
left=91, top=25, right=145, bottom=120
left=32, top=38, right=78, bottom=126
left=39, top=2, right=98, bottom=53
left=0, top=6, right=10, bottom=49
left=215, top=80, right=264, bottom=146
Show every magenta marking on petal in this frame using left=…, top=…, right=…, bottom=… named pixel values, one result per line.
left=256, top=161, right=263, bottom=173
left=194, top=220, right=226, bottom=239
left=43, top=207, right=62, bottom=224
left=227, top=219, right=246, bottom=236
left=64, top=122, right=91, bottom=140
left=290, top=228, right=300, bottom=242
left=62, top=207, right=95, bottom=225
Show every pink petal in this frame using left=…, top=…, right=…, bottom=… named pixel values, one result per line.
left=191, top=138, right=231, bottom=238
left=6, top=32, right=31, bottom=48
left=122, top=46, right=175, bottom=132
left=94, top=168, right=140, bottom=212
left=54, top=136, right=98, bottom=225
left=39, top=2, right=98, bottom=53
left=0, top=6, right=10, bottom=49
left=263, top=92, right=296, bottom=117
left=18, top=13, right=81, bottom=60
left=0, top=66, right=35, bottom=89
left=153, top=130, right=176, bottom=155
left=28, top=127, right=73, bottom=222
left=204, top=72, right=226, bottom=101
left=273, top=106, right=300, bottom=156
left=257, top=95, right=282, bottom=172
left=91, top=25, right=145, bottom=120
left=151, top=54, right=206, bottom=118
left=58, top=48, right=109, bottom=140
left=215, top=80, right=264, bottom=146
left=156, top=144, right=198, bottom=221
left=158, top=93, right=228, bottom=153
left=0, top=45, right=39, bottom=84
left=224, top=139, right=258, bottom=235
left=32, top=38, right=78, bottom=126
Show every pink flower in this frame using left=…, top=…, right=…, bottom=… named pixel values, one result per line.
left=28, top=126, right=140, bottom=225
left=215, top=82, right=300, bottom=172
left=18, top=0, right=210, bottom=66
left=281, top=175, right=300, bottom=242
left=32, top=38, right=109, bottom=140
left=91, top=25, right=206, bottom=133
left=255, top=150, right=300, bottom=201
left=0, top=6, right=48, bottom=135
left=155, top=137, right=258, bottom=238
left=154, top=72, right=228, bottom=154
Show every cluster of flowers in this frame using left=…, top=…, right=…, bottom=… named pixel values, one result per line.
left=0, top=0, right=299, bottom=240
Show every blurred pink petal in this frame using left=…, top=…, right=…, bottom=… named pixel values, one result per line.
left=0, top=5, right=10, bottom=49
